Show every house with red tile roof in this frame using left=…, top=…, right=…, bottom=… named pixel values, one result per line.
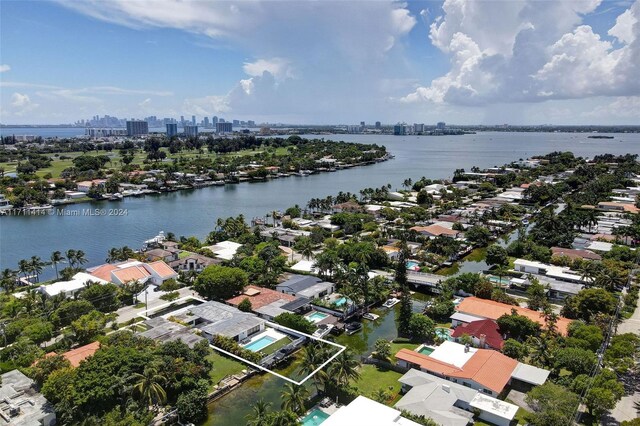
left=410, top=224, right=462, bottom=238
left=551, top=247, right=602, bottom=261
left=87, top=259, right=178, bottom=286
left=396, top=341, right=549, bottom=396
left=44, top=341, right=100, bottom=368
left=451, top=319, right=505, bottom=350
left=454, top=297, right=572, bottom=336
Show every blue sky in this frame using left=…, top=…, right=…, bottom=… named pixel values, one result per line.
left=1, top=0, right=638, bottom=125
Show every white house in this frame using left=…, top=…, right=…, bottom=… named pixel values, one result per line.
left=322, top=396, right=421, bottom=426
left=38, top=272, right=109, bottom=298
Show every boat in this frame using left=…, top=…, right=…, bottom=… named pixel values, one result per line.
left=109, top=193, right=123, bottom=201
left=382, top=298, right=400, bottom=308
left=312, top=324, right=334, bottom=339
left=345, top=322, right=362, bottom=335
left=362, top=313, right=379, bottom=321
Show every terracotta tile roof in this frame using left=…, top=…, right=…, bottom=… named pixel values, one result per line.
left=551, top=247, right=602, bottom=261
left=147, top=260, right=178, bottom=278
left=410, top=225, right=460, bottom=236
left=226, top=285, right=296, bottom=310
left=88, top=264, right=118, bottom=282
left=451, top=319, right=505, bottom=350
left=395, top=347, right=518, bottom=394
left=112, top=265, right=151, bottom=283
left=62, top=341, right=100, bottom=367
left=456, top=297, right=572, bottom=336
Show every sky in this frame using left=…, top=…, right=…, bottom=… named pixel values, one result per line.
left=0, top=0, right=639, bottom=125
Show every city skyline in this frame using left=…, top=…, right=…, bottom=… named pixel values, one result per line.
left=1, top=0, right=639, bottom=125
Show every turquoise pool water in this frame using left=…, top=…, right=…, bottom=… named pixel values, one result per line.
left=244, top=335, right=276, bottom=352
left=406, top=260, right=420, bottom=269
left=435, top=327, right=452, bottom=340
left=301, top=409, right=330, bottom=426
left=418, top=346, right=435, bottom=355
left=306, top=311, right=330, bottom=323
left=335, top=297, right=348, bottom=307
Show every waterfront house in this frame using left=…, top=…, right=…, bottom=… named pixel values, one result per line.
left=513, top=259, right=586, bottom=284
left=321, top=396, right=421, bottom=426
left=395, top=341, right=549, bottom=397
left=38, top=272, right=109, bottom=298
left=276, top=274, right=335, bottom=299
left=453, top=297, right=572, bottom=336
left=144, top=248, right=179, bottom=263
left=410, top=224, right=462, bottom=238
left=396, top=369, right=519, bottom=426
left=76, top=179, right=106, bottom=192
left=87, top=260, right=178, bottom=287
left=168, top=253, right=220, bottom=273
left=139, top=317, right=206, bottom=348
left=187, top=301, right=265, bottom=342
left=226, top=285, right=298, bottom=319
left=551, top=247, right=602, bottom=261
left=0, top=370, right=56, bottom=426
left=202, top=240, right=242, bottom=261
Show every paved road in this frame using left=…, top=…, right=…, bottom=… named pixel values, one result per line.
left=610, top=288, right=640, bottom=424
left=115, top=286, right=195, bottom=323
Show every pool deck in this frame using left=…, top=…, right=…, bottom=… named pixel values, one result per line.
left=241, top=328, right=287, bottom=351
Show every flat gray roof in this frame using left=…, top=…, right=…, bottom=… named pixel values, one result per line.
left=0, top=370, right=55, bottom=426
left=190, top=301, right=265, bottom=338
left=511, top=363, right=550, bottom=386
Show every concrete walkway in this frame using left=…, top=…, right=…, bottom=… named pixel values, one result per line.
left=115, top=286, right=195, bottom=323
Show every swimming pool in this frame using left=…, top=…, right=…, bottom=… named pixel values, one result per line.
left=301, top=408, right=330, bottom=426
left=306, top=311, right=330, bottom=323
left=243, top=335, right=277, bottom=352
left=406, top=260, right=420, bottom=270
left=435, top=327, right=452, bottom=341
left=418, top=346, right=435, bottom=355
left=334, top=297, right=348, bottom=307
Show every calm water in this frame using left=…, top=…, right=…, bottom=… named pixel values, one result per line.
left=1, top=132, right=638, bottom=276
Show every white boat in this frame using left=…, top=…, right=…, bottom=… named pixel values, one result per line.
left=382, top=298, right=400, bottom=308
left=362, top=313, right=379, bottom=321
left=312, top=324, right=334, bottom=339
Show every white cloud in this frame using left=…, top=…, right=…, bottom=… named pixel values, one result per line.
left=139, top=98, right=152, bottom=107
left=242, top=58, right=294, bottom=80
left=10, top=92, right=39, bottom=114
left=0, top=65, right=10, bottom=73
left=402, top=0, right=639, bottom=106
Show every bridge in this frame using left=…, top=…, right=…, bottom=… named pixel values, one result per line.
left=407, top=271, right=445, bottom=292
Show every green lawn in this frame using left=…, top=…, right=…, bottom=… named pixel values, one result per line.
left=389, top=338, right=419, bottom=362
left=178, top=250, right=194, bottom=259
left=352, top=364, right=404, bottom=405
left=258, top=336, right=293, bottom=356
left=206, top=351, right=246, bottom=388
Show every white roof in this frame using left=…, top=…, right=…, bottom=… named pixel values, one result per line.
left=585, top=241, right=614, bottom=252
left=39, top=272, right=109, bottom=297
left=204, top=241, right=243, bottom=260
left=322, top=396, right=421, bottom=426
left=511, top=363, right=550, bottom=385
left=469, top=393, right=518, bottom=420
left=450, top=312, right=485, bottom=323
left=429, top=341, right=476, bottom=368
left=290, top=259, right=318, bottom=273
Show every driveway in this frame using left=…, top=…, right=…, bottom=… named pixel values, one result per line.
left=116, top=286, right=195, bottom=323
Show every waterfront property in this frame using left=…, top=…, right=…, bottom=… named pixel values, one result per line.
left=396, top=369, right=519, bottom=426
left=0, top=370, right=56, bottom=426
left=226, top=285, right=298, bottom=320
left=395, top=341, right=550, bottom=397
left=276, top=274, right=335, bottom=299
left=241, top=328, right=288, bottom=352
left=453, top=296, right=573, bottom=336
left=87, top=259, right=178, bottom=287
left=321, top=396, right=421, bottom=426
left=186, top=301, right=266, bottom=342
left=450, top=319, right=504, bottom=350
left=202, top=240, right=243, bottom=261
left=139, top=317, right=206, bottom=348
left=37, top=272, right=109, bottom=298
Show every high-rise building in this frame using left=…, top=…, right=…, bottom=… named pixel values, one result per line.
left=375, top=121, right=381, bottom=129
left=436, top=122, right=446, bottom=130
left=166, top=123, right=178, bottom=138
left=184, top=125, right=198, bottom=137
left=216, top=122, right=233, bottom=134
left=212, top=116, right=218, bottom=124
left=126, top=120, right=149, bottom=136
left=180, top=116, right=185, bottom=126
left=191, top=115, right=196, bottom=126
left=393, top=123, right=406, bottom=136
left=414, top=123, right=424, bottom=133
left=232, top=119, right=240, bottom=126
left=203, top=117, right=210, bottom=128
left=219, top=118, right=225, bottom=123
left=360, top=121, right=365, bottom=127
left=247, top=120, right=256, bottom=127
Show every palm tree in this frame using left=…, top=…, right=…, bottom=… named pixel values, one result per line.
left=329, top=349, right=361, bottom=387
left=30, top=256, right=45, bottom=283
left=129, top=366, right=167, bottom=408
left=74, top=250, right=88, bottom=268
left=1, top=269, right=17, bottom=294
left=298, top=344, right=329, bottom=393
left=50, top=251, right=65, bottom=279
left=18, top=259, right=30, bottom=279
left=280, top=383, right=309, bottom=415
left=65, top=249, right=77, bottom=269
left=246, top=399, right=271, bottom=426
left=106, top=247, right=121, bottom=263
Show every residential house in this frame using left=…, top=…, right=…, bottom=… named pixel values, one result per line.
left=38, top=272, right=109, bottom=298
left=76, top=179, right=106, bottom=192
left=87, top=260, right=178, bottom=287
left=276, top=275, right=335, bottom=299
left=321, top=396, right=421, bottom=426
left=44, top=341, right=100, bottom=367
left=396, top=341, right=549, bottom=397
left=513, top=259, right=587, bottom=285
left=139, top=317, right=206, bottom=348
left=202, top=241, right=243, bottom=260
left=144, top=248, right=179, bottom=263
left=454, top=297, right=572, bottom=336
left=168, top=253, right=221, bottom=273
left=0, top=370, right=56, bottom=426
left=226, top=286, right=298, bottom=320
left=410, top=225, right=462, bottom=238
left=396, top=369, right=519, bottom=426
left=187, top=301, right=265, bottom=342
left=551, top=247, right=602, bottom=261
left=450, top=319, right=505, bottom=350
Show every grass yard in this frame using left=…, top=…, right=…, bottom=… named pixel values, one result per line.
left=259, top=336, right=293, bottom=356
left=389, top=338, right=419, bottom=362
left=206, top=351, right=246, bottom=388
left=178, top=250, right=194, bottom=259
left=352, top=364, right=404, bottom=405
